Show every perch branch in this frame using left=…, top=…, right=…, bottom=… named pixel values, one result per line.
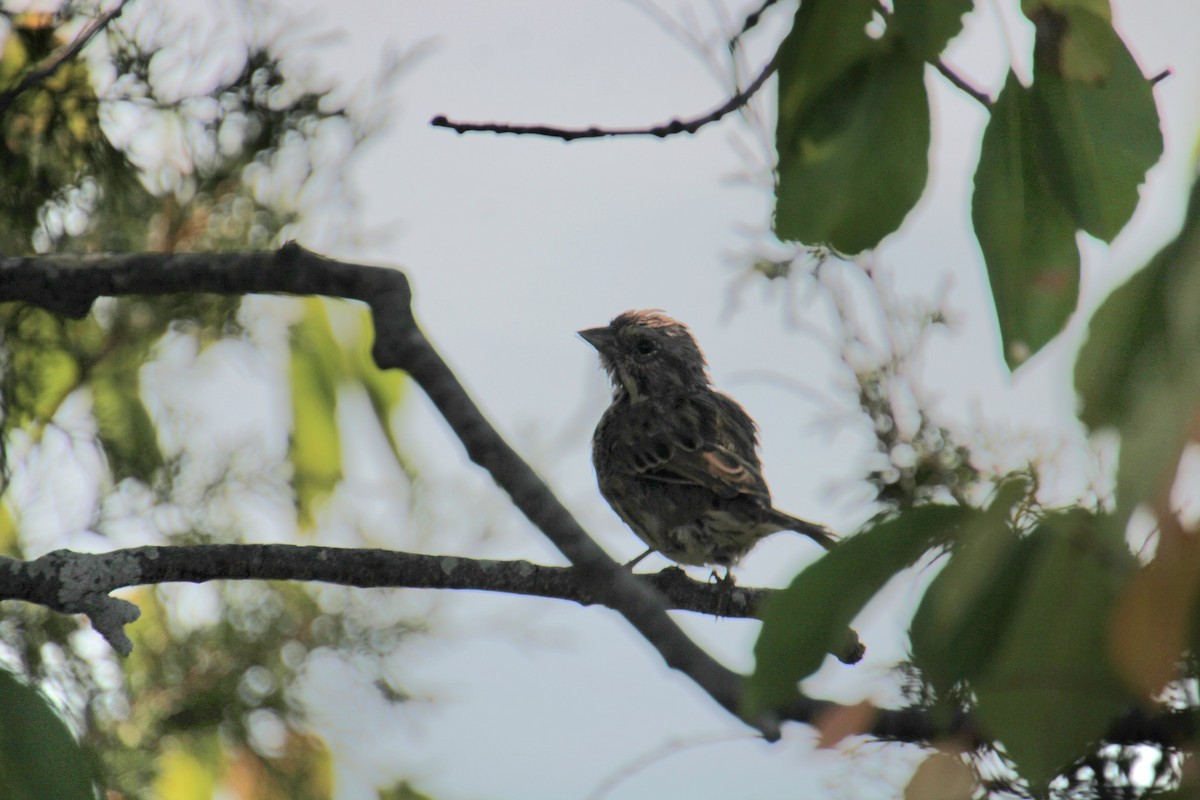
left=0, top=541, right=1186, bottom=747
left=0, top=546, right=862, bottom=661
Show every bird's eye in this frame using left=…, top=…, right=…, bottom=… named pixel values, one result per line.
left=635, top=338, right=656, bottom=355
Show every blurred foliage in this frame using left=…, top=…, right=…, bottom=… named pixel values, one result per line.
left=747, top=195, right=1200, bottom=799
left=749, top=2, right=1197, bottom=796
left=0, top=3, right=415, bottom=798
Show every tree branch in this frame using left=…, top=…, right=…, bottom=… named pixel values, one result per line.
left=0, top=245, right=1192, bottom=752
left=0, top=0, right=132, bottom=119
left=0, top=244, right=763, bottom=732
left=3, top=541, right=1189, bottom=750
left=0, top=545, right=863, bottom=659
left=430, top=57, right=776, bottom=140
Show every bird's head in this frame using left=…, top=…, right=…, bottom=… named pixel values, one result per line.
left=579, top=310, right=710, bottom=401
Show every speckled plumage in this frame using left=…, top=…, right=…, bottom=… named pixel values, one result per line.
left=580, top=310, right=836, bottom=570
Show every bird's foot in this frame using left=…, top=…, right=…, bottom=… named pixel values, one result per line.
left=709, top=567, right=737, bottom=617
left=623, top=548, right=655, bottom=571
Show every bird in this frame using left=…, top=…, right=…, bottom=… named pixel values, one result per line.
left=579, top=309, right=836, bottom=580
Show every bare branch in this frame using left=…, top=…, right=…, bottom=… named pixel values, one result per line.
left=0, top=0, right=132, bottom=119
left=0, top=545, right=864, bottom=659
left=430, top=57, right=776, bottom=141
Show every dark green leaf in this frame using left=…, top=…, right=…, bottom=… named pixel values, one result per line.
left=972, top=72, right=1080, bottom=368
left=0, top=669, right=96, bottom=800
left=744, top=505, right=966, bottom=718
left=973, top=22, right=1160, bottom=368
left=775, top=51, right=930, bottom=253
left=774, top=0, right=931, bottom=253
left=776, top=0, right=879, bottom=115
left=1033, top=23, right=1162, bottom=240
left=909, top=480, right=1038, bottom=696
left=892, top=0, right=974, bottom=60
left=973, top=512, right=1134, bottom=790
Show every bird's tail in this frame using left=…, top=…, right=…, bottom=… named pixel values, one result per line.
left=767, top=509, right=839, bottom=551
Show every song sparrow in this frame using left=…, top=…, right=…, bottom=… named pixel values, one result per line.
left=580, top=310, right=836, bottom=576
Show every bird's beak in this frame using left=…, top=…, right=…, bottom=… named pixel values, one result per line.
left=577, top=326, right=612, bottom=351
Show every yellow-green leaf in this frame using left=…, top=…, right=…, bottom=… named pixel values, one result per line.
left=288, top=300, right=345, bottom=527
left=350, top=307, right=408, bottom=465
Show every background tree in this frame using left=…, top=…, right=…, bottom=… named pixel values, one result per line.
left=0, top=2, right=422, bottom=797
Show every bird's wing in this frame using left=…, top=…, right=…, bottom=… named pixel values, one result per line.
left=609, top=392, right=770, bottom=501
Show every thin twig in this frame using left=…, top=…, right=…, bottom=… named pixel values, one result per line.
left=430, top=56, right=776, bottom=140
left=933, top=59, right=992, bottom=108
left=729, top=0, right=781, bottom=51
left=869, top=0, right=992, bottom=108
left=0, top=0, right=132, bottom=119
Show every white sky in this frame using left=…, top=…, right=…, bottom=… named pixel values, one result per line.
left=259, top=1, right=1200, bottom=798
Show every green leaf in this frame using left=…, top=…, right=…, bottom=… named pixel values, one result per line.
left=973, top=22, right=1160, bottom=368
left=1023, top=1, right=1116, bottom=82
left=973, top=72, right=1080, bottom=368
left=349, top=307, right=409, bottom=467
left=1033, top=24, right=1162, bottom=241
left=775, top=51, right=930, bottom=253
left=288, top=300, right=346, bottom=527
left=773, top=1, right=931, bottom=253
left=892, top=0, right=974, bottom=61
left=909, top=480, right=1037, bottom=696
left=973, top=512, right=1134, bottom=790
left=0, top=669, right=96, bottom=800
left=776, top=0, right=879, bottom=115
left=744, top=505, right=966, bottom=718
left=1021, top=0, right=1111, bottom=16
left=1075, top=177, right=1200, bottom=521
